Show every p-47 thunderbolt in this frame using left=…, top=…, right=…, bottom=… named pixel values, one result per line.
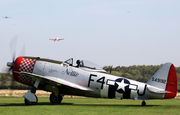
left=7, top=56, right=177, bottom=106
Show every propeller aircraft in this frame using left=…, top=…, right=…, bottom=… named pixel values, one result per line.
left=5, top=36, right=177, bottom=106
left=2, top=16, right=11, bottom=19
left=6, top=56, right=177, bottom=106
left=49, top=37, right=64, bottom=42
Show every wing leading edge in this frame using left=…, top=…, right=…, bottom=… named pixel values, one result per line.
left=15, top=71, right=93, bottom=91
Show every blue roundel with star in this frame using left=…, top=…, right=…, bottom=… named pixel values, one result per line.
left=114, top=78, right=130, bottom=93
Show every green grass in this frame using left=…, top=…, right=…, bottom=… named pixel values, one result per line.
left=0, top=97, right=179, bottom=115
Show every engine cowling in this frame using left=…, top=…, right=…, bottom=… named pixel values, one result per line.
left=13, top=56, right=36, bottom=85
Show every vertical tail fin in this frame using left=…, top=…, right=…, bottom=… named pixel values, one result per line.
left=146, top=63, right=177, bottom=99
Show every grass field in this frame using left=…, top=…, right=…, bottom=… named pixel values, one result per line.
left=0, top=97, right=179, bottom=115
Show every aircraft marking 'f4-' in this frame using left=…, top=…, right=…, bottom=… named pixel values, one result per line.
left=6, top=56, right=177, bottom=106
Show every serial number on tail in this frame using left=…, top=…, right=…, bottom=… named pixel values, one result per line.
left=152, top=77, right=166, bottom=84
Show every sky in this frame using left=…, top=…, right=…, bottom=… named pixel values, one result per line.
left=0, top=0, right=180, bottom=72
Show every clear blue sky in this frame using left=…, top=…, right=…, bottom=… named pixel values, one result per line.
left=1, top=0, right=180, bottom=72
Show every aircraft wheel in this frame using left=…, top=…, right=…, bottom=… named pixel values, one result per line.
left=50, top=93, right=62, bottom=104
left=142, top=100, right=146, bottom=106
left=25, top=95, right=38, bottom=105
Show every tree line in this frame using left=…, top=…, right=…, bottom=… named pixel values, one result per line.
left=103, top=64, right=180, bottom=91
left=0, top=73, right=31, bottom=89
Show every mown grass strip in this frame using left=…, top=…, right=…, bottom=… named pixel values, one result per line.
left=0, top=97, right=179, bottom=115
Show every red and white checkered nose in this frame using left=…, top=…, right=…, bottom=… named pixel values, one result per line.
left=13, top=56, right=36, bottom=85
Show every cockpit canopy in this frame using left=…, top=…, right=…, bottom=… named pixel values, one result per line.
left=64, top=58, right=106, bottom=72
left=64, top=58, right=73, bottom=66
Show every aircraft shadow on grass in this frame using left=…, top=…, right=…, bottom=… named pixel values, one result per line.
left=0, top=102, right=73, bottom=106
left=72, top=104, right=158, bottom=107
left=0, top=102, right=158, bottom=107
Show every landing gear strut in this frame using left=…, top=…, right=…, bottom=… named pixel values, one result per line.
left=142, top=100, right=146, bottom=106
left=49, top=93, right=63, bottom=104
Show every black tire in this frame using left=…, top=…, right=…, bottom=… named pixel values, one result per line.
left=142, top=100, right=146, bottom=106
left=49, top=93, right=62, bottom=104
left=25, top=95, right=38, bottom=105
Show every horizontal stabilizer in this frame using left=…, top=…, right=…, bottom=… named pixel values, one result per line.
left=147, top=85, right=171, bottom=94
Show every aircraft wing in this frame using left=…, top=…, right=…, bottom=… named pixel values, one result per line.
left=49, top=39, right=55, bottom=40
left=58, top=39, right=64, bottom=41
left=16, top=71, right=93, bottom=91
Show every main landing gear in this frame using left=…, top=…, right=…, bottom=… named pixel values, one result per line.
left=24, top=91, right=63, bottom=105
left=25, top=95, right=38, bottom=105
left=49, top=93, right=63, bottom=104
left=23, top=80, right=40, bottom=105
left=23, top=80, right=63, bottom=105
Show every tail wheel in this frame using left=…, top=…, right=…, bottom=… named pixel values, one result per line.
left=142, top=100, right=146, bottom=106
left=50, top=93, right=62, bottom=104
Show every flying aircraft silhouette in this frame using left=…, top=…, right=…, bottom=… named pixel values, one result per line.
left=2, top=16, right=11, bottom=19
left=49, top=37, right=64, bottom=42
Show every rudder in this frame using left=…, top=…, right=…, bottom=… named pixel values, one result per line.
left=146, top=63, right=177, bottom=99
left=164, top=64, right=177, bottom=98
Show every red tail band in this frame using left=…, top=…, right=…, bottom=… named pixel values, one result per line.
left=164, top=64, right=177, bottom=99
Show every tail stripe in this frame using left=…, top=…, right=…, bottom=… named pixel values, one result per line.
left=164, top=64, right=177, bottom=99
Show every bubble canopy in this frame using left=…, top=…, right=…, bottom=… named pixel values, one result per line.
left=64, top=58, right=106, bottom=72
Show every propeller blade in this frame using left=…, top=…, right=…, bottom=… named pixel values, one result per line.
left=5, top=35, right=19, bottom=90
left=1, top=66, right=11, bottom=73
left=5, top=35, right=25, bottom=90
left=19, top=44, right=25, bottom=56
left=9, top=35, right=18, bottom=62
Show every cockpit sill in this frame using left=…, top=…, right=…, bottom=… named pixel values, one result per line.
left=79, top=66, right=106, bottom=73
left=23, top=56, right=106, bottom=73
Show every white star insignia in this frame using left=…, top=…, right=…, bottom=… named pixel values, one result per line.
left=116, top=79, right=129, bottom=92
